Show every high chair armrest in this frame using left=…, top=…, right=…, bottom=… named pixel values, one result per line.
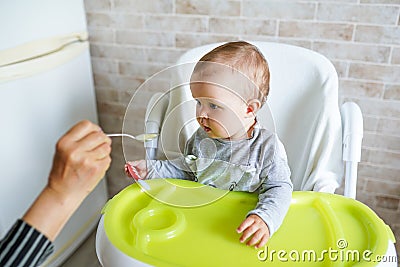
left=341, top=102, right=363, bottom=162
left=340, top=102, right=363, bottom=199
left=145, top=93, right=169, bottom=159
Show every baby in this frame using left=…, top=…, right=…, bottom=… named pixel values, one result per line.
left=126, top=41, right=292, bottom=249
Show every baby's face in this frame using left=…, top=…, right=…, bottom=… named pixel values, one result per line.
left=190, top=82, right=251, bottom=140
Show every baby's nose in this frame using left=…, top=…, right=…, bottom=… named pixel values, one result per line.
left=198, top=108, right=209, bottom=119
left=198, top=116, right=207, bottom=124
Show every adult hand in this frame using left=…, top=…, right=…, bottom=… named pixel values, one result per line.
left=47, top=120, right=112, bottom=202
left=23, top=120, right=112, bottom=241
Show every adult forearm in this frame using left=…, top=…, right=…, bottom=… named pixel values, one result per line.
left=22, top=185, right=86, bottom=242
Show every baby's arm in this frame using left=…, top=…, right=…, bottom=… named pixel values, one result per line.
left=125, top=158, right=195, bottom=180
left=237, top=173, right=292, bottom=248
left=125, top=131, right=198, bottom=180
left=237, top=214, right=270, bottom=249
left=125, top=160, right=147, bottom=178
left=238, top=140, right=293, bottom=248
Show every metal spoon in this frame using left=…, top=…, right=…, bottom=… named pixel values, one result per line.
left=106, top=133, right=158, bottom=142
left=107, top=133, right=156, bottom=190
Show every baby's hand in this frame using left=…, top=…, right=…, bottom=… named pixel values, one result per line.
left=124, top=160, right=147, bottom=179
left=236, top=214, right=270, bottom=249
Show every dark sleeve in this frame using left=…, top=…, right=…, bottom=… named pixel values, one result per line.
left=0, top=219, right=54, bottom=267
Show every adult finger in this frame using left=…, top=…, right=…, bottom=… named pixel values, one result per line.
left=77, top=131, right=111, bottom=152
left=64, top=120, right=102, bottom=142
left=97, top=155, right=112, bottom=174
left=90, top=141, right=112, bottom=160
left=85, top=156, right=112, bottom=191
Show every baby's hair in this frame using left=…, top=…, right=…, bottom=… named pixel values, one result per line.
left=192, top=41, right=270, bottom=105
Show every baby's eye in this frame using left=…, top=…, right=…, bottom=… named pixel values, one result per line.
left=195, top=99, right=201, bottom=106
left=209, top=103, right=219, bottom=109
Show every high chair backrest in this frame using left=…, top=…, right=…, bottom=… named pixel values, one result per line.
left=146, top=42, right=343, bottom=193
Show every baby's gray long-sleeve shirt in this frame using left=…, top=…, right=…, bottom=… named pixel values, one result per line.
left=145, top=125, right=293, bottom=236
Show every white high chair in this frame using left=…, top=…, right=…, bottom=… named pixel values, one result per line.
left=96, top=42, right=397, bottom=267
left=144, top=41, right=363, bottom=199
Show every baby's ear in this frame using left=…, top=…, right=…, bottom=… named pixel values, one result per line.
left=245, top=99, right=261, bottom=117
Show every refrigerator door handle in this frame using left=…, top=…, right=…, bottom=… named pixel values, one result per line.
left=0, top=32, right=88, bottom=67
left=0, top=32, right=89, bottom=83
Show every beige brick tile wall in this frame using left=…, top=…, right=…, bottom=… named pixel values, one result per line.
left=385, top=85, right=400, bottom=99
left=362, top=116, right=380, bottom=133
left=393, top=47, right=400, bottom=63
left=362, top=0, right=400, bottom=3
left=113, top=0, right=173, bottom=13
left=209, top=18, right=276, bottom=35
left=243, top=1, right=316, bottom=19
left=339, top=80, right=385, bottom=98
left=90, top=44, right=147, bottom=61
left=279, top=21, right=354, bottom=41
left=349, top=63, right=400, bottom=83
left=84, top=0, right=400, bottom=257
left=364, top=132, right=400, bottom=151
left=87, top=13, right=144, bottom=29
left=176, top=0, right=241, bottom=16
left=359, top=163, right=399, bottom=182
left=176, top=33, right=239, bottom=47
left=116, top=30, right=175, bottom=46
left=378, top=117, right=400, bottom=135
left=145, top=15, right=208, bottom=32
left=314, top=42, right=391, bottom=63
left=331, top=60, right=349, bottom=77
left=355, top=25, right=400, bottom=44
left=317, top=3, right=399, bottom=24
left=84, top=0, right=110, bottom=11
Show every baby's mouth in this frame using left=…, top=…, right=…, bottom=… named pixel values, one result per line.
left=203, top=126, right=211, bottom=132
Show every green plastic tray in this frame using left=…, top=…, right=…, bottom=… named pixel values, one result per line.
left=102, top=179, right=395, bottom=266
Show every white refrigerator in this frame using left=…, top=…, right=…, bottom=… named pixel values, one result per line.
left=0, top=0, right=108, bottom=266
